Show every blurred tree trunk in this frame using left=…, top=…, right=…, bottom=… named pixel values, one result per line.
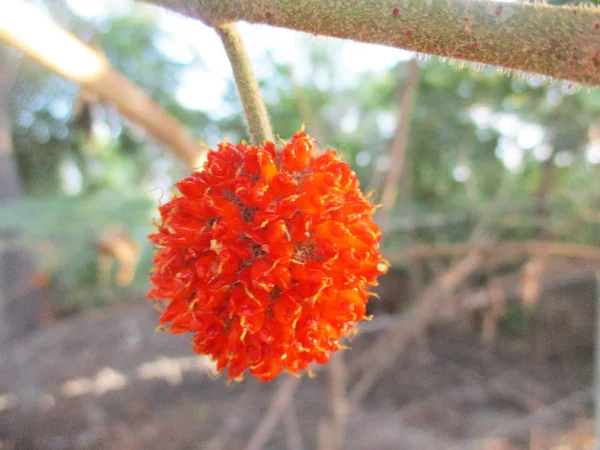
left=528, top=152, right=558, bottom=371
left=377, top=59, right=420, bottom=231
left=0, top=55, right=21, bottom=202
left=379, top=59, right=423, bottom=300
left=0, top=50, right=40, bottom=345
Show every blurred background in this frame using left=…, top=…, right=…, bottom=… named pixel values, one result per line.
left=1, top=0, right=599, bottom=449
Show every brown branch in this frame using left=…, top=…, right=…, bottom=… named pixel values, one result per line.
left=0, top=0, right=205, bottom=169
left=448, top=267, right=596, bottom=319
left=452, top=387, right=592, bottom=449
left=351, top=173, right=516, bottom=405
left=360, top=267, right=597, bottom=334
left=204, top=380, right=261, bottom=450
left=377, top=58, right=420, bottom=230
left=143, top=0, right=600, bottom=86
left=278, top=61, right=326, bottom=144
left=245, top=376, right=301, bottom=450
left=283, top=396, right=304, bottom=450
left=383, top=211, right=473, bottom=233
left=349, top=251, right=484, bottom=405
left=318, top=352, right=349, bottom=450
left=385, top=240, right=600, bottom=263
left=350, top=264, right=595, bottom=400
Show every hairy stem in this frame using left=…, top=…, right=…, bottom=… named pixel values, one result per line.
left=216, top=23, right=274, bottom=145
left=144, top=0, right=600, bottom=86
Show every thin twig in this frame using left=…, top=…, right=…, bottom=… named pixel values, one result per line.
left=377, top=58, right=420, bottom=230
left=205, top=380, right=261, bottom=450
left=350, top=171, right=514, bottom=404
left=215, top=22, right=274, bottom=145
left=370, top=267, right=596, bottom=325
left=283, top=396, right=304, bottom=450
left=351, top=266, right=596, bottom=379
left=319, top=352, right=349, bottom=450
left=376, top=58, right=423, bottom=298
left=452, top=387, right=592, bottom=449
left=349, top=265, right=594, bottom=425
left=284, top=62, right=326, bottom=144
left=385, top=240, right=600, bottom=263
left=359, top=59, right=422, bottom=397
left=245, top=376, right=301, bottom=450
left=350, top=251, right=484, bottom=405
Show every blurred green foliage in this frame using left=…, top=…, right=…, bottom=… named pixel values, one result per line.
left=0, top=1, right=599, bottom=313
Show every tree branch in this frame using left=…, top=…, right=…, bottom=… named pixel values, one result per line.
left=319, top=352, right=349, bottom=450
left=283, top=396, right=304, bottom=450
left=385, top=240, right=600, bottom=263
left=349, top=251, right=484, bottom=405
left=245, top=376, right=301, bottom=450
left=143, top=0, right=600, bottom=86
left=351, top=241, right=599, bottom=404
left=216, top=22, right=274, bottom=145
left=0, top=0, right=205, bottom=169
left=377, top=58, right=420, bottom=231
left=454, top=387, right=592, bottom=449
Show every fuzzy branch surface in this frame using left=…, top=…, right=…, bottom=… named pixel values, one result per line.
left=144, top=0, right=600, bottom=86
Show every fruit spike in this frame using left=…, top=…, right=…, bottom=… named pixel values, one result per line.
left=148, top=130, right=388, bottom=382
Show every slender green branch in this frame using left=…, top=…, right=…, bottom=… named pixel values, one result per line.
left=144, top=0, right=600, bottom=86
left=215, top=22, right=274, bottom=145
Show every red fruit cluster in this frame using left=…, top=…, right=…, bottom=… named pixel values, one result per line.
left=148, top=130, right=387, bottom=382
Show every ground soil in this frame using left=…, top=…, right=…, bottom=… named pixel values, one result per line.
left=0, top=275, right=596, bottom=450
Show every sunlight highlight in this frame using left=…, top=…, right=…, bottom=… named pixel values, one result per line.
left=61, top=367, right=128, bottom=398
left=0, top=0, right=107, bottom=83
